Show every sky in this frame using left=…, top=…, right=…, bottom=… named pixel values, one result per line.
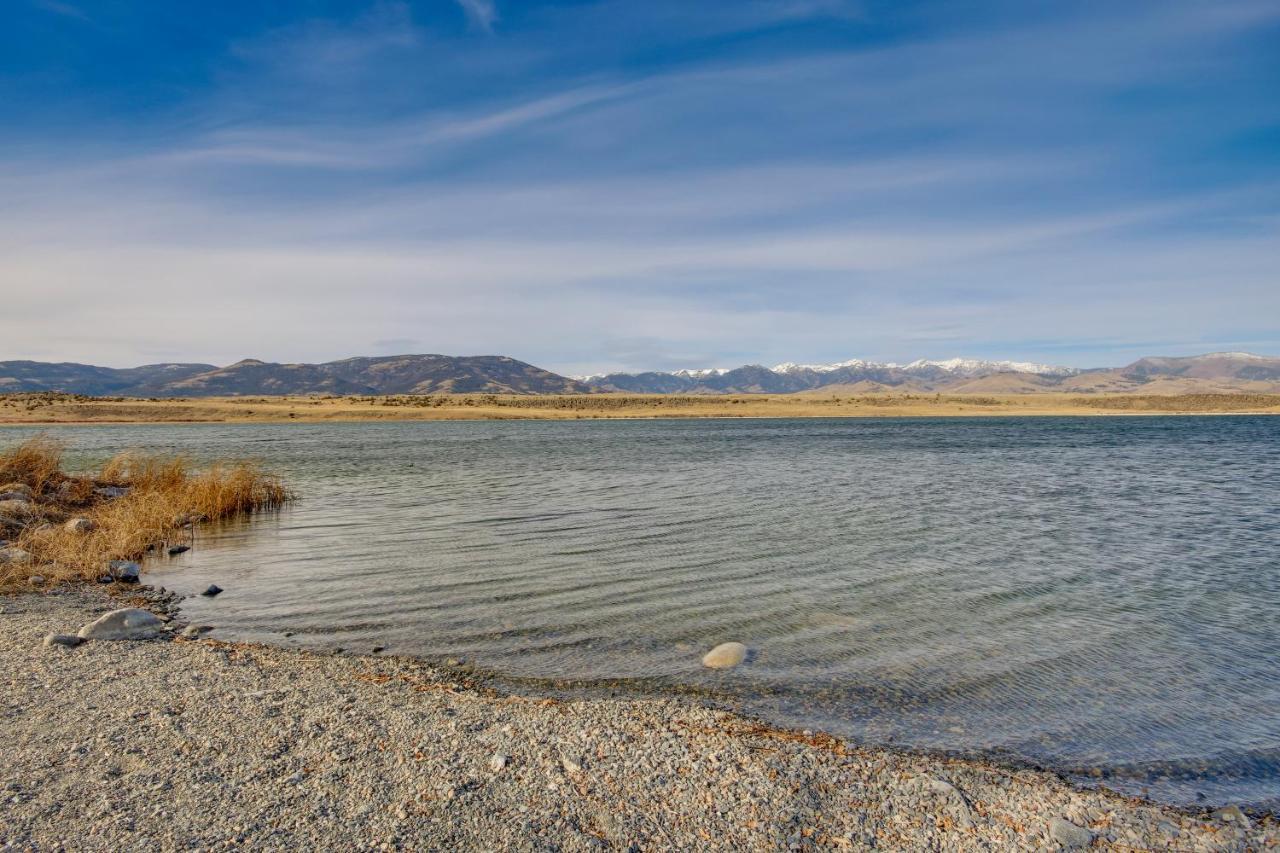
left=1, top=0, right=1277, bottom=375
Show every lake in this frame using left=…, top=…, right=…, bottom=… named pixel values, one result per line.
left=10, top=416, right=1279, bottom=809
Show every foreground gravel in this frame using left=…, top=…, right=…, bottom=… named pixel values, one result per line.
left=1, top=588, right=1275, bottom=851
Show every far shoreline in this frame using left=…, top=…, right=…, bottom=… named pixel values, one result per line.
left=1, top=390, right=1279, bottom=426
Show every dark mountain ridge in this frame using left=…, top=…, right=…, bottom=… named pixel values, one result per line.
left=2, top=351, right=1277, bottom=397
left=0, top=355, right=591, bottom=397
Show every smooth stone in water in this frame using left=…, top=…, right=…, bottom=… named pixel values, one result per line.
left=77, top=608, right=164, bottom=641
left=202, top=584, right=223, bottom=597
left=167, top=544, right=190, bottom=555
left=701, top=641, right=747, bottom=669
left=108, top=560, right=141, bottom=583
left=1048, top=817, right=1093, bottom=849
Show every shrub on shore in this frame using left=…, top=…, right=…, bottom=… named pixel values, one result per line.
left=0, top=436, right=292, bottom=591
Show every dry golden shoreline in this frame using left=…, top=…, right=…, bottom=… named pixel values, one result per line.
left=2, top=392, right=1279, bottom=424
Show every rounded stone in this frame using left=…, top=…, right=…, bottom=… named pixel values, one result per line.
left=64, top=518, right=96, bottom=534
left=1048, top=817, right=1093, bottom=849
left=77, top=608, right=165, bottom=641
left=701, top=642, right=747, bottom=669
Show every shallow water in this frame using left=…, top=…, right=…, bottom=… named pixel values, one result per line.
left=13, top=417, right=1280, bottom=808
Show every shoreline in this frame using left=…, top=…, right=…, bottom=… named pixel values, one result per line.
left=2, top=585, right=1273, bottom=850
left=2, top=391, right=1279, bottom=425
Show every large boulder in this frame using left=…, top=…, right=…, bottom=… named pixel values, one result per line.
left=77, top=608, right=164, bottom=641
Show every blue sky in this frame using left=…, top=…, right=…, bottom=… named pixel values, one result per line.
left=1, top=0, right=1277, bottom=373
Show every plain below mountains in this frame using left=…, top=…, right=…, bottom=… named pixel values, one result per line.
left=1, top=352, right=1278, bottom=397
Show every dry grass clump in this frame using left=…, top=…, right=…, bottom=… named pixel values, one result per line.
left=0, top=436, right=292, bottom=591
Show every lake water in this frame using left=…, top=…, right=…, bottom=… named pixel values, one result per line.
left=10, top=417, right=1279, bottom=809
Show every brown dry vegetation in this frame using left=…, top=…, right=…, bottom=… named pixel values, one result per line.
left=0, top=436, right=291, bottom=591
left=2, top=391, right=1280, bottom=423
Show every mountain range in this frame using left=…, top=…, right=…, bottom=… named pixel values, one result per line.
left=1, top=352, right=1278, bottom=397
left=0, top=355, right=591, bottom=397
left=585, top=352, right=1280, bottom=395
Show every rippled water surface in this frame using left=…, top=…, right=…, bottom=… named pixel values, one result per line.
left=16, top=417, right=1280, bottom=808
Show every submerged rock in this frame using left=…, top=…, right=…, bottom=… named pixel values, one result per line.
left=167, top=544, right=190, bottom=555
left=201, top=584, right=223, bottom=597
left=701, top=642, right=748, bottom=669
left=77, top=608, right=164, bottom=641
left=1048, top=817, right=1093, bottom=849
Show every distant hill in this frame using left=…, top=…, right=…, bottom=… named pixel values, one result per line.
left=0, top=355, right=592, bottom=397
left=0, top=361, right=217, bottom=395
left=3, top=351, right=1278, bottom=397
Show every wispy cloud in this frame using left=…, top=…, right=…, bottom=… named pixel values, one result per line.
left=30, top=0, right=89, bottom=22
left=455, top=0, right=498, bottom=33
left=0, top=0, right=1276, bottom=371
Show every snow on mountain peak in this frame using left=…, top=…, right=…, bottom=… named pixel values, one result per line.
left=904, top=358, right=1077, bottom=376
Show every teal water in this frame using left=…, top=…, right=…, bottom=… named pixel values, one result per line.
left=10, top=417, right=1279, bottom=809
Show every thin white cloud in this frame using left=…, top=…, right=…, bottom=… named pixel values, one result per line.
left=455, top=0, right=498, bottom=33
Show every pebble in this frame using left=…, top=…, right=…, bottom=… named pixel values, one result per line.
left=1048, top=816, right=1093, bottom=849
left=1214, top=805, right=1251, bottom=828
left=489, top=753, right=509, bottom=773
left=701, top=641, right=747, bottom=669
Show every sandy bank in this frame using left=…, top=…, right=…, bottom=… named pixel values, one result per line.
left=1, top=587, right=1273, bottom=851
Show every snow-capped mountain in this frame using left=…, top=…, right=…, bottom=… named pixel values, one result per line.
left=770, top=357, right=1076, bottom=377
left=583, top=351, right=1280, bottom=394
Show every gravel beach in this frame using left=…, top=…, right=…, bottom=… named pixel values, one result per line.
left=1, top=587, right=1274, bottom=851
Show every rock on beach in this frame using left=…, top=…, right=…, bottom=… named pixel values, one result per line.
left=701, top=641, right=747, bottom=669
left=77, top=608, right=164, bottom=641
left=1048, top=816, right=1093, bottom=848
